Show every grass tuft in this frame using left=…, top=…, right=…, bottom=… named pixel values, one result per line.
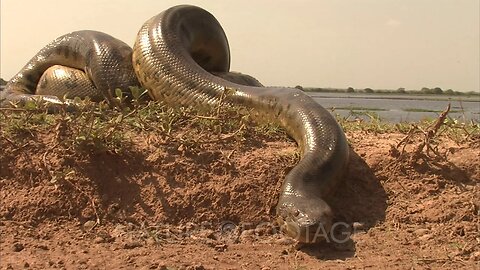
left=0, top=87, right=288, bottom=155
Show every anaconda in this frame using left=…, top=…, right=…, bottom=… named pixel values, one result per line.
left=1, top=5, right=349, bottom=243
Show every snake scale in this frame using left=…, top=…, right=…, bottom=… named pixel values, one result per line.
left=1, top=5, right=349, bottom=243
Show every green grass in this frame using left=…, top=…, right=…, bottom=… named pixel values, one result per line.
left=1, top=87, right=478, bottom=156
left=0, top=88, right=289, bottom=155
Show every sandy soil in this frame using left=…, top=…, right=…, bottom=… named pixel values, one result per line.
left=1, top=118, right=479, bottom=269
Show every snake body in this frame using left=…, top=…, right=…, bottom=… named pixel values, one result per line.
left=2, top=5, right=349, bottom=243
left=1, top=30, right=139, bottom=106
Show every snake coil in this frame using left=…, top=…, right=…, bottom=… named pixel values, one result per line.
left=1, top=5, right=349, bottom=243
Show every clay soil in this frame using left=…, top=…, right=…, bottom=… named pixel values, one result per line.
left=0, top=108, right=479, bottom=269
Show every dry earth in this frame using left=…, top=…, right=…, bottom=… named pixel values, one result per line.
left=0, top=107, right=479, bottom=269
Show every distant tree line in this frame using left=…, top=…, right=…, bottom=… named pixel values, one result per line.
left=0, top=78, right=7, bottom=86
left=299, top=85, right=479, bottom=96
left=420, top=87, right=444, bottom=94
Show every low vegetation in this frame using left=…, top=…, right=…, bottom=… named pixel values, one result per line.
left=0, top=89, right=288, bottom=157
left=302, top=86, right=480, bottom=96
left=335, top=104, right=479, bottom=143
left=2, top=89, right=477, bottom=162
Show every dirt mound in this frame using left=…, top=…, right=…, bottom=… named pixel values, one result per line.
left=0, top=103, right=298, bottom=227
left=1, top=105, right=479, bottom=269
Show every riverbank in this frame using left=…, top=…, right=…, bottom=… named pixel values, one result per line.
left=1, top=101, right=479, bottom=269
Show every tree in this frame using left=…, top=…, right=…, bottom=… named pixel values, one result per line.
left=0, top=78, right=6, bottom=86
left=421, top=87, right=431, bottom=94
left=444, top=89, right=454, bottom=95
left=364, top=88, right=374, bottom=93
left=294, top=85, right=304, bottom=91
left=432, top=87, right=443, bottom=94
left=346, top=87, right=355, bottom=93
left=396, top=87, right=406, bottom=94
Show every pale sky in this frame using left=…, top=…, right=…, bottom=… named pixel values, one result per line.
left=1, top=0, right=479, bottom=92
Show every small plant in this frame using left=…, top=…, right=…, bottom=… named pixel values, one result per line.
left=392, top=104, right=479, bottom=163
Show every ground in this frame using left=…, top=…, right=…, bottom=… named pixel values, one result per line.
left=0, top=103, right=478, bottom=269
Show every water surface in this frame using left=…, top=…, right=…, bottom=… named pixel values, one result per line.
left=308, top=92, right=480, bottom=123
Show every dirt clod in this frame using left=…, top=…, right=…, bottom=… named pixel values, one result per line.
left=123, top=241, right=143, bottom=249
left=12, top=243, right=24, bottom=252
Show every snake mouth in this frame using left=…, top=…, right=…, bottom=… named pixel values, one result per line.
left=278, top=217, right=332, bottom=244
left=277, top=199, right=333, bottom=243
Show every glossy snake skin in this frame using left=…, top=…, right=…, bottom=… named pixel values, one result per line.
left=1, top=5, right=349, bottom=243
left=1, top=30, right=139, bottom=106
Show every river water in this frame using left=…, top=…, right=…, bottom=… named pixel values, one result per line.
left=308, top=92, right=480, bottom=123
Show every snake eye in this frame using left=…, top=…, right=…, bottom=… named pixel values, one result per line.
left=293, top=209, right=300, bottom=217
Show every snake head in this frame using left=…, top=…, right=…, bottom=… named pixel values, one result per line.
left=276, top=197, right=333, bottom=243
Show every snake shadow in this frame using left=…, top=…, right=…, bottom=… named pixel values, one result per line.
left=299, top=147, right=388, bottom=260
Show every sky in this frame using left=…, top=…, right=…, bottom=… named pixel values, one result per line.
left=1, top=0, right=479, bottom=92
